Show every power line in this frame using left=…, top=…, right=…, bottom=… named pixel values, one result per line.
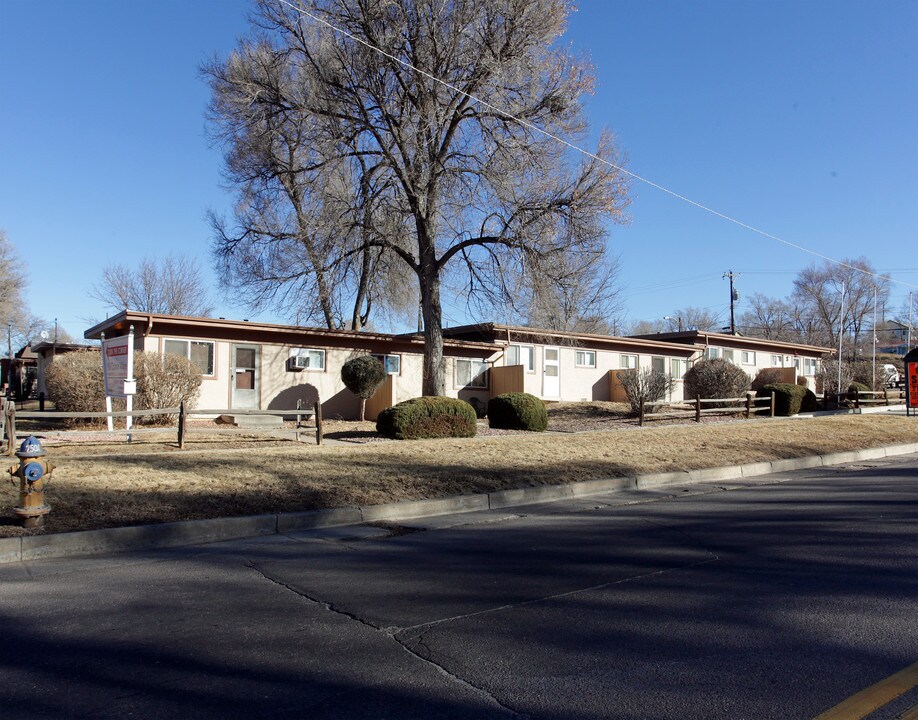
left=276, top=0, right=918, bottom=292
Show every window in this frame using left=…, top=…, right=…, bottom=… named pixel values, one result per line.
left=705, top=347, right=720, bottom=360
left=771, top=354, right=783, bottom=367
left=803, top=358, right=818, bottom=376
left=456, top=359, right=489, bottom=388
left=651, top=356, right=665, bottom=374
left=742, top=351, right=756, bottom=365
left=575, top=350, right=596, bottom=368
left=620, top=354, right=638, bottom=369
left=506, top=345, right=534, bottom=372
left=722, top=349, right=735, bottom=364
left=372, top=353, right=401, bottom=374
left=292, top=348, right=326, bottom=370
left=164, top=339, right=214, bottom=376
left=670, top=358, right=686, bottom=378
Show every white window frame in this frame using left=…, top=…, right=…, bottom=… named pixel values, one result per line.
left=506, top=344, right=535, bottom=372
left=620, top=354, right=638, bottom=369
left=803, top=358, right=818, bottom=376
left=456, top=359, right=489, bottom=389
left=371, top=353, right=401, bottom=375
left=575, top=350, right=596, bottom=368
left=706, top=347, right=720, bottom=360
left=742, top=351, right=756, bottom=366
left=291, top=348, right=326, bottom=371
left=722, top=349, right=735, bottom=364
left=164, top=338, right=215, bottom=377
left=670, top=358, right=686, bottom=378
left=771, top=354, right=783, bottom=367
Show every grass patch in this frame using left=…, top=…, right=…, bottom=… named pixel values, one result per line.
left=0, top=414, right=915, bottom=538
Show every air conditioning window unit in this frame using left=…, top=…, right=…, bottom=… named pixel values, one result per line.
left=288, top=354, right=310, bottom=370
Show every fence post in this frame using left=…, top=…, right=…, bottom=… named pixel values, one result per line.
left=39, top=392, right=45, bottom=412
left=884, top=387, right=889, bottom=406
left=5, top=401, right=16, bottom=456
left=770, top=391, right=775, bottom=418
left=695, top=396, right=701, bottom=423
left=314, top=400, right=323, bottom=446
left=177, top=400, right=186, bottom=449
left=745, top=393, right=752, bottom=419
left=854, top=388, right=860, bottom=409
left=0, top=398, right=5, bottom=452
left=639, top=397, right=645, bottom=427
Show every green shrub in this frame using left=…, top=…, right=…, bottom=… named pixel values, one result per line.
left=801, top=388, right=818, bottom=412
left=487, top=392, right=548, bottom=431
left=341, top=355, right=387, bottom=421
left=376, top=396, right=477, bottom=439
left=758, top=383, right=806, bottom=416
left=847, top=381, right=870, bottom=401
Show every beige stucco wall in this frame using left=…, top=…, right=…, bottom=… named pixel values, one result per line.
left=500, top=344, right=691, bottom=402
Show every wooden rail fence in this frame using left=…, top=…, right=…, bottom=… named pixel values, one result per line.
left=638, top=393, right=775, bottom=427
left=0, top=399, right=323, bottom=454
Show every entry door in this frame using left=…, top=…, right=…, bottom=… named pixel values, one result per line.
left=543, top=347, right=560, bottom=398
left=232, top=345, right=259, bottom=409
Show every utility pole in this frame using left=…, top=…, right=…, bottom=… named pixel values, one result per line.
left=723, top=270, right=740, bottom=334
left=909, top=292, right=913, bottom=351
left=872, top=286, right=877, bottom=389
left=837, top=282, right=846, bottom=397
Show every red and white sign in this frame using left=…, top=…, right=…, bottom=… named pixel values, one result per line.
left=907, top=361, right=918, bottom=410
left=102, top=335, right=132, bottom=398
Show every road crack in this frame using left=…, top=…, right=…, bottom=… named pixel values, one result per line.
left=245, top=559, right=525, bottom=718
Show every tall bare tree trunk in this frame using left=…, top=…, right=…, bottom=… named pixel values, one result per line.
left=420, top=265, right=444, bottom=397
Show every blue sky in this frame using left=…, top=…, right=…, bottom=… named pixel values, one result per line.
left=1, top=0, right=916, bottom=340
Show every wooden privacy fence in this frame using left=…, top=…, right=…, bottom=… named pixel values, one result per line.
left=637, top=393, right=775, bottom=427
left=490, top=365, right=525, bottom=397
left=364, top=375, right=396, bottom=421
left=1, top=399, right=323, bottom=453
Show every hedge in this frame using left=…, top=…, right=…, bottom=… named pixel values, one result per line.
left=487, top=392, right=548, bottom=431
left=758, top=383, right=806, bottom=416
left=376, top=396, right=477, bottom=440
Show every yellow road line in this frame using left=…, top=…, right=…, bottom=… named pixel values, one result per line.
left=813, top=660, right=918, bottom=720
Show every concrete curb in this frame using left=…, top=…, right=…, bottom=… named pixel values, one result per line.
left=2, top=442, right=917, bottom=565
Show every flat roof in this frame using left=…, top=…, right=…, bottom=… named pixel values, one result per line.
left=85, top=311, right=500, bottom=354
left=630, top=330, right=833, bottom=355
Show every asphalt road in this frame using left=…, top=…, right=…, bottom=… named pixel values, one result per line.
left=1, top=455, right=916, bottom=720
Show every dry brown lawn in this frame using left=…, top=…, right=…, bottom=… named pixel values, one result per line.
left=1, top=413, right=915, bottom=538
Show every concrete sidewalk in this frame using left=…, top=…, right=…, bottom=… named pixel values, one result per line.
left=2, top=441, right=917, bottom=565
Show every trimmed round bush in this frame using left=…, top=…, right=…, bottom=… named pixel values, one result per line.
left=800, top=388, right=818, bottom=412
left=758, top=383, right=806, bottom=416
left=487, top=392, right=548, bottom=431
left=376, top=396, right=477, bottom=440
left=684, top=358, right=751, bottom=401
left=342, top=355, right=387, bottom=420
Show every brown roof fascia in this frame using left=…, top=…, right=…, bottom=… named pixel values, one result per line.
left=84, top=311, right=498, bottom=355
left=630, top=330, right=833, bottom=356
left=442, top=323, right=698, bottom=356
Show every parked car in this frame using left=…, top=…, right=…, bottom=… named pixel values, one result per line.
left=882, top=364, right=903, bottom=388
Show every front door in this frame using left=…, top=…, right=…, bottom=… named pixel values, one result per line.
left=543, top=346, right=560, bottom=398
left=232, top=344, right=259, bottom=409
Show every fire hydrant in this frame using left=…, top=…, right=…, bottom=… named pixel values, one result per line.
left=8, top=436, right=53, bottom=529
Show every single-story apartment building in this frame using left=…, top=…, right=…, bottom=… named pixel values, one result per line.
left=84, top=312, right=834, bottom=420
left=84, top=311, right=502, bottom=419
left=629, top=330, right=832, bottom=391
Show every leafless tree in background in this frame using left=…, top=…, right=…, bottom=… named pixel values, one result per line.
left=206, top=0, right=629, bottom=395
left=738, top=293, right=795, bottom=340
left=665, top=306, right=721, bottom=332
left=90, top=255, right=214, bottom=317
left=791, top=258, right=889, bottom=355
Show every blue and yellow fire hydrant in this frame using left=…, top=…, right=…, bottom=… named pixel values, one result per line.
left=8, top=436, right=53, bottom=528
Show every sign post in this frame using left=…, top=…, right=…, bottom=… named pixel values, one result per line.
left=905, top=348, right=918, bottom=417
left=101, top=326, right=137, bottom=431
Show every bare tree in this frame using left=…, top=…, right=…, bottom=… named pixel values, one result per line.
left=791, top=258, right=889, bottom=355
left=207, top=0, right=629, bottom=395
left=0, top=230, right=27, bottom=332
left=665, top=306, right=720, bottom=332
left=738, top=293, right=795, bottom=340
left=90, top=255, right=214, bottom=317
